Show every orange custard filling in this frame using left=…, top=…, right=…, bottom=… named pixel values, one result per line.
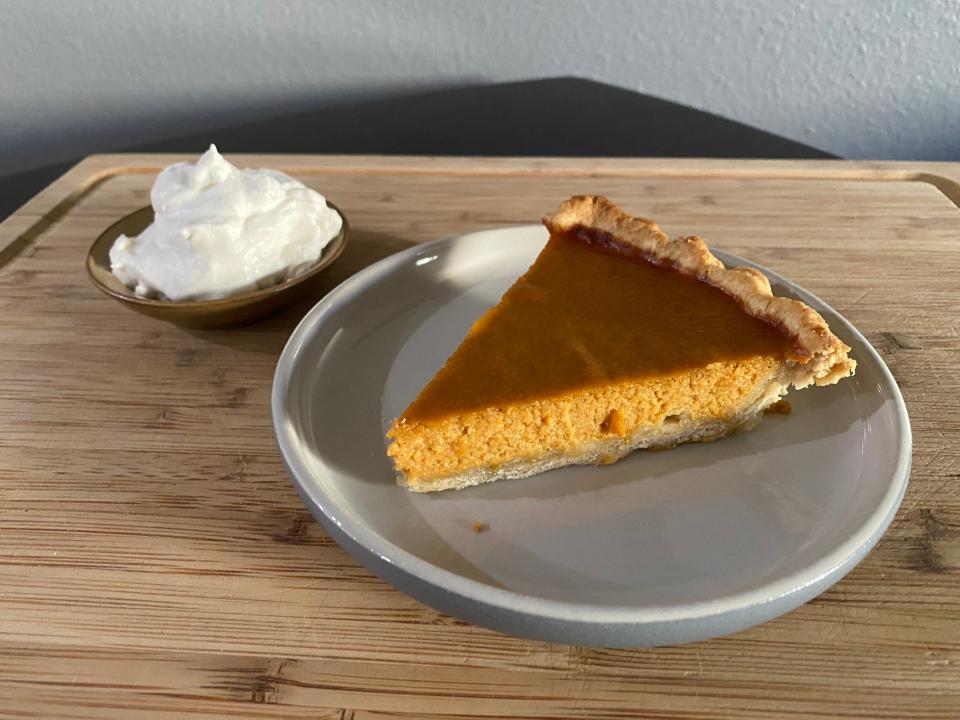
left=400, top=227, right=794, bottom=425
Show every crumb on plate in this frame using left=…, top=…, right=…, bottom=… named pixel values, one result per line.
left=764, top=399, right=792, bottom=415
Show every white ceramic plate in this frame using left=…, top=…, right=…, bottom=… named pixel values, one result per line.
left=272, top=225, right=911, bottom=647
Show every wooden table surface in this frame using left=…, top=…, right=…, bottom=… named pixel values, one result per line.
left=1, top=155, right=958, bottom=719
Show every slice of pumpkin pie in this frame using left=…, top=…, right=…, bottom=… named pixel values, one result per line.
left=387, top=196, right=855, bottom=492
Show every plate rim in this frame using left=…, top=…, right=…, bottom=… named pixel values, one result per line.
left=272, top=225, right=912, bottom=628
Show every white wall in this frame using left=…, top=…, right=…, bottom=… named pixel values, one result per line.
left=3, top=0, right=960, bottom=175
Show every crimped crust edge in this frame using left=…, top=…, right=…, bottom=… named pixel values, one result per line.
left=542, top=195, right=856, bottom=388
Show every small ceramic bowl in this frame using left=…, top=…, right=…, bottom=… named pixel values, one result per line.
left=86, top=203, right=349, bottom=328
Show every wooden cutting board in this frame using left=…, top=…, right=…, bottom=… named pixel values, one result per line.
left=1, top=155, right=958, bottom=719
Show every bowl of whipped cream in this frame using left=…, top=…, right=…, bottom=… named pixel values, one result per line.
left=86, top=145, right=348, bottom=328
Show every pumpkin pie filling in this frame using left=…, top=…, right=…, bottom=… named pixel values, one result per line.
left=387, top=196, right=854, bottom=492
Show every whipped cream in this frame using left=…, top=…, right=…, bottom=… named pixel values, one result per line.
left=109, top=145, right=342, bottom=301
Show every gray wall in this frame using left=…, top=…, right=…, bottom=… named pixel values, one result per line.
left=3, top=0, right=960, bottom=175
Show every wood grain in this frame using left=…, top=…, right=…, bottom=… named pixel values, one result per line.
left=0, top=155, right=958, bottom=719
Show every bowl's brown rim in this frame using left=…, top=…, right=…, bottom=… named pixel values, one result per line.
left=85, top=202, right=350, bottom=309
